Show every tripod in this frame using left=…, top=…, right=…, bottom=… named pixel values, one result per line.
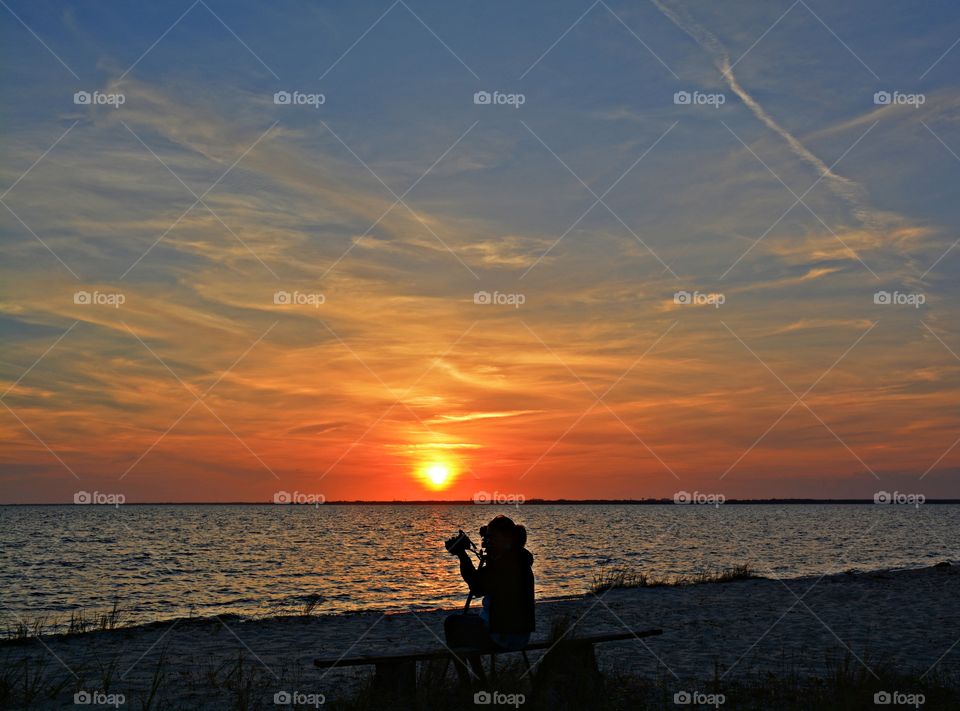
left=448, top=545, right=489, bottom=686
left=462, top=547, right=486, bottom=612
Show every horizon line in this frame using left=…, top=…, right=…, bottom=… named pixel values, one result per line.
left=3, top=497, right=958, bottom=506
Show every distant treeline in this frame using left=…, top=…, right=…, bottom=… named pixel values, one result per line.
left=8, top=499, right=960, bottom=506
left=278, top=498, right=960, bottom=505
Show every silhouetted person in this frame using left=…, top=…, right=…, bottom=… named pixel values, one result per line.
left=444, top=515, right=535, bottom=684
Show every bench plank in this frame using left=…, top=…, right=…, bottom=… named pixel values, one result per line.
left=313, top=628, right=662, bottom=668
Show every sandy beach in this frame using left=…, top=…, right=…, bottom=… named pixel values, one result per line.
left=2, top=563, right=958, bottom=709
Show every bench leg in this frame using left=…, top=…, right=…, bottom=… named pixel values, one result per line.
left=371, top=660, right=417, bottom=699
left=531, top=641, right=603, bottom=704
left=449, top=651, right=487, bottom=688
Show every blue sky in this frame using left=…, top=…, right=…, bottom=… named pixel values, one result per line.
left=2, top=0, right=960, bottom=502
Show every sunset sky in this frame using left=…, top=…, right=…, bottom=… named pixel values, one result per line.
left=2, top=1, right=960, bottom=503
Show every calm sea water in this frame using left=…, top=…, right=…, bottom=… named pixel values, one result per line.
left=2, top=504, right=957, bottom=630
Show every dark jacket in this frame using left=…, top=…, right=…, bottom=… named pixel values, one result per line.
left=461, top=548, right=535, bottom=634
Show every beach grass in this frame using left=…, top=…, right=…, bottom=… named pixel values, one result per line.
left=597, top=658, right=958, bottom=711
left=67, top=599, right=125, bottom=635
left=1, top=628, right=956, bottom=709
left=590, top=563, right=759, bottom=594
left=301, top=593, right=325, bottom=616
left=3, top=599, right=126, bottom=642
left=6, top=615, right=52, bottom=641
left=326, top=654, right=958, bottom=710
left=1, top=597, right=312, bottom=642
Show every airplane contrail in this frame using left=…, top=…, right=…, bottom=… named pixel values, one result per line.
left=650, top=0, right=879, bottom=231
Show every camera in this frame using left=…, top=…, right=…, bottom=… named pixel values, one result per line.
left=444, top=529, right=475, bottom=556
left=445, top=525, right=492, bottom=559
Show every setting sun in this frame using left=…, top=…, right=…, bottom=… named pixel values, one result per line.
left=428, top=463, right=449, bottom=485
left=420, top=461, right=454, bottom=490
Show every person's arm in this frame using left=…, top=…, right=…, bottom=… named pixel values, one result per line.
left=457, top=550, right=486, bottom=596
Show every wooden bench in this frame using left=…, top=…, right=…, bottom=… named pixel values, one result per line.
left=314, top=628, right=663, bottom=696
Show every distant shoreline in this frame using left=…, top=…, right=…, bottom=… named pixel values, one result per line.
left=2, top=498, right=960, bottom=506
